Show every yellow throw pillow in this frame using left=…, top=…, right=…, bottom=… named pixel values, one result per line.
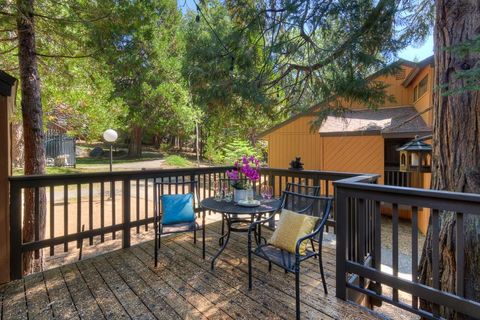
left=269, top=209, right=319, bottom=255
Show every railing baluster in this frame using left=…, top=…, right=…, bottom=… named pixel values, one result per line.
left=374, top=201, right=381, bottom=269
left=77, top=184, right=81, bottom=248
left=88, top=183, right=93, bottom=246
left=432, top=209, right=440, bottom=316
left=411, top=206, right=419, bottom=309
left=145, top=178, right=149, bottom=231
left=357, top=198, right=365, bottom=288
left=456, top=212, right=464, bottom=297
left=111, top=180, right=116, bottom=240
left=392, top=203, right=399, bottom=302
left=49, top=186, right=54, bottom=256
left=122, top=179, right=131, bottom=248
left=100, top=182, right=105, bottom=243
left=34, top=187, right=40, bottom=259
left=335, top=189, right=347, bottom=300
left=136, top=179, right=140, bottom=233
left=63, top=185, right=68, bottom=252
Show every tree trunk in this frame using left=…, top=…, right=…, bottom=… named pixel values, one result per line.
left=11, top=122, right=24, bottom=168
left=128, top=125, right=142, bottom=157
left=16, top=0, right=47, bottom=274
left=419, top=1, right=480, bottom=318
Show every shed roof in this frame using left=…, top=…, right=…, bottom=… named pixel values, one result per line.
left=319, top=106, right=431, bottom=138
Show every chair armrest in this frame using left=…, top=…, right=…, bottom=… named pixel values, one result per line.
left=247, top=211, right=277, bottom=234
left=294, top=200, right=333, bottom=255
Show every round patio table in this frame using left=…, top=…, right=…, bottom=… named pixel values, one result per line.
left=201, top=197, right=282, bottom=270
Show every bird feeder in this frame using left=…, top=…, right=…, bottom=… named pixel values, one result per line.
left=397, top=139, right=432, bottom=173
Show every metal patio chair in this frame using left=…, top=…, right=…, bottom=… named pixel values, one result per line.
left=247, top=190, right=333, bottom=320
left=154, top=179, right=205, bottom=267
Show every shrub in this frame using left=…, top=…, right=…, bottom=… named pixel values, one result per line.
left=164, top=155, right=192, bottom=167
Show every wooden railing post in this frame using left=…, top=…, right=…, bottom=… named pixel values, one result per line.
left=9, top=184, right=22, bottom=280
left=335, top=186, right=347, bottom=300
left=122, top=178, right=131, bottom=248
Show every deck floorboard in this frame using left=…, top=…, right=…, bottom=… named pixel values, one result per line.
left=1, top=221, right=387, bottom=319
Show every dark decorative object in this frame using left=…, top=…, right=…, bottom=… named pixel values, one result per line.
left=397, top=136, right=432, bottom=173
left=289, top=157, right=304, bottom=170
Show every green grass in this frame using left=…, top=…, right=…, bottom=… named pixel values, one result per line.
left=13, top=166, right=101, bottom=176
left=164, top=155, right=192, bottom=167
left=76, top=155, right=162, bottom=165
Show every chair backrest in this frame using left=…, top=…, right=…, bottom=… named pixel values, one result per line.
left=155, top=179, right=200, bottom=212
left=280, top=191, right=333, bottom=231
left=284, top=182, right=320, bottom=196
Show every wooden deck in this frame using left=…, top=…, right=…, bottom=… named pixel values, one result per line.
left=1, top=221, right=386, bottom=320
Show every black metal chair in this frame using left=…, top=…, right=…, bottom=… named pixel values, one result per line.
left=284, top=182, right=320, bottom=196
left=247, top=191, right=333, bottom=320
left=154, top=179, right=205, bottom=267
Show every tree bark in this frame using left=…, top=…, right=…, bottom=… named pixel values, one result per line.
left=128, top=125, right=142, bottom=157
left=419, top=1, right=480, bottom=318
left=16, top=0, right=46, bottom=274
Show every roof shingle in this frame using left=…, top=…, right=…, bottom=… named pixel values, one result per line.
left=318, top=106, right=431, bottom=137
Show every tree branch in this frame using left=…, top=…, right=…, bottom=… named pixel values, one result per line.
left=35, top=51, right=97, bottom=59
left=0, top=44, right=17, bottom=54
left=32, top=12, right=110, bottom=24
left=269, top=0, right=390, bottom=86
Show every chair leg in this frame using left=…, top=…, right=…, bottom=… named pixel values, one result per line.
left=295, top=268, right=301, bottom=320
left=154, top=231, right=158, bottom=268
left=268, top=261, right=272, bottom=272
left=319, top=251, right=328, bottom=294
left=194, top=226, right=197, bottom=245
left=220, top=215, right=225, bottom=246
left=310, top=239, right=317, bottom=259
left=248, top=232, right=253, bottom=290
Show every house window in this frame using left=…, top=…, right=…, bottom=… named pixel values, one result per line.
left=413, top=75, right=428, bottom=101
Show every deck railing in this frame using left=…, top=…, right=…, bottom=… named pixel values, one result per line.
left=384, top=166, right=410, bottom=187
left=9, top=166, right=365, bottom=279
left=334, top=178, right=480, bottom=319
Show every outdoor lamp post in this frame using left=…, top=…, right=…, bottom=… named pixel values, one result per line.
left=103, top=129, right=118, bottom=172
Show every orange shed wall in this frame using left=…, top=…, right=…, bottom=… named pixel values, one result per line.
left=265, top=117, right=385, bottom=184
left=265, top=115, right=324, bottom=170
left=322, top=135, right=385, bottom=184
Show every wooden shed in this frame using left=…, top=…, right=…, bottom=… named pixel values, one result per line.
left=259, top=56, right=435, bottom=233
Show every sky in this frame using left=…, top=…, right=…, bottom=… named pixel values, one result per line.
left=177, top=0, right=434, bottom=62
left=398, top=35, right=434, bottom=62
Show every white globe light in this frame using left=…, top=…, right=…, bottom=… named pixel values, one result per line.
left=103, top=129, right=118, bottom=143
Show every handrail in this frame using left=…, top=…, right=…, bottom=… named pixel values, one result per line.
left=9, top=165, right=374, bottom=281
left=334, top=176, right=480, bottom=319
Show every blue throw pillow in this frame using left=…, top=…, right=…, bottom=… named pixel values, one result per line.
left=161, top=193, right=195, bottom=225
